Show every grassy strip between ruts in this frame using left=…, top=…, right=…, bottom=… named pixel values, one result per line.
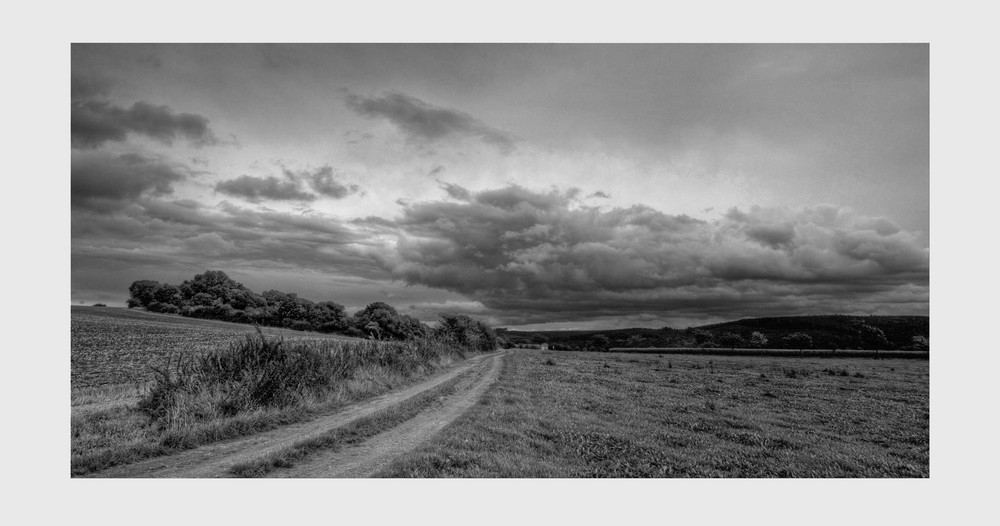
left=227, top=358, right=489, bottom=477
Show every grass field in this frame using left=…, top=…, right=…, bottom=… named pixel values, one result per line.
left=376, top=350, right=929, bottom=477
left=71, top=306, right=357, bottom=388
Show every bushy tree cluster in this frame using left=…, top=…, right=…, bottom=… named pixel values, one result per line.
left=352, top=302, right=428, bottom=340
left=433, top=314, right=499, bottom=352
left=126, top=271, right=434, bottom=340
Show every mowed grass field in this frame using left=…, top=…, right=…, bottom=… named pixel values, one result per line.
left=71, top=306, right=357, bottom=388
left=377, top=350, right=929, bottom=477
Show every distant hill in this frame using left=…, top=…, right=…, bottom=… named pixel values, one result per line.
left=497, top=315, right=929, bottom=351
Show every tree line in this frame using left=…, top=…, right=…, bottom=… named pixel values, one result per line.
left=127, top=270, right=497, bottom=350
left=498, top=319, right=928, bottom=352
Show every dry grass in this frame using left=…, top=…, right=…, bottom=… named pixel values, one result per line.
left=376, top=350, right=929, bottom=477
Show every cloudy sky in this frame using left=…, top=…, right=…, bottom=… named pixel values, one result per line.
left=71, top=43, right=928, bottom=329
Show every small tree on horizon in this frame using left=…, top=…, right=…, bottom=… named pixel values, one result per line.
left=718, top=332, right=744, bottom=350
left=861, top=324, right=889, bottom=350
left=749, top=331, right=768, bottom=348
left=784, top=332, right=813, bottom=351
left=592, top=334, right=611, bottom=352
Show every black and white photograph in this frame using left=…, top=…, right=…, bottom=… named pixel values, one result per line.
left=9, top=1, right=998, bottom=523
left=68, top=41, right=930, bottom=479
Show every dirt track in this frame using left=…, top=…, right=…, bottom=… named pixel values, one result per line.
left=91, top=351, right=505, bottom=478
left=271, top=350, right=504, bottom=477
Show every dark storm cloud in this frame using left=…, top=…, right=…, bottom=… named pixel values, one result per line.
left=71, top=151, right=190, bottom=212
left=438, top=181, right=472, bottom=201
left=344, top=91, right=516, bottom=153
left=284, top=165, right=360, bottom=199
left=215, top=175, right=316, bottom=202
left=216, top=165, right=361, bottom=202
left=71, top=90, right=217, bottom=149
left=72, top=196, right=383, bottom=289
left=587, top=191, right=611, bottom=199
left=363, top=185, right=928, bottom=325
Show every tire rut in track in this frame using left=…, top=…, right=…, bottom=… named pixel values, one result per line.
left=267, top=351, right=504, bottom=478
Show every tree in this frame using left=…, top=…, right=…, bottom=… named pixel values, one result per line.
left=153, top=283, right=183, bottom=307
left=861, top=324, right=889, bottom=350
left=718, top=332, right=744, bottom=350
left=531, top=334, right=550, bottom=345
left=591, top=334, right=611, bottom=352
left=128, top=280, right=161, bottom=308
left=911, top=335, right=929, bottom=352
left=180, top=270, right=242, bottom=303
left=311, top=301, right=349, bottom=333
left=353, top=302, right=428, bottom=340
left=784, top=332, right=813, bottom=351
left=690, top=329, right=714, bottom=347
left=276, top=295, right=310, bottom=328
left=749, top=331, right=768, bottom=348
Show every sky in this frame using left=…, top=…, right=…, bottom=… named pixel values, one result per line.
left=70, top=43, right=929, bottom=329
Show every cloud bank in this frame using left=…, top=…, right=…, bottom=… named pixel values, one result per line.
left=214, top=165, right=360, bottom=202
left=363, top=185, right=928, bottom=325
left=72, top=99, right=217, bottom=149
left=71, top=152, right=191, bottom=212
left=72, top=181, right=929, bottom=326
left=215, top=175, right=316, bottom=202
